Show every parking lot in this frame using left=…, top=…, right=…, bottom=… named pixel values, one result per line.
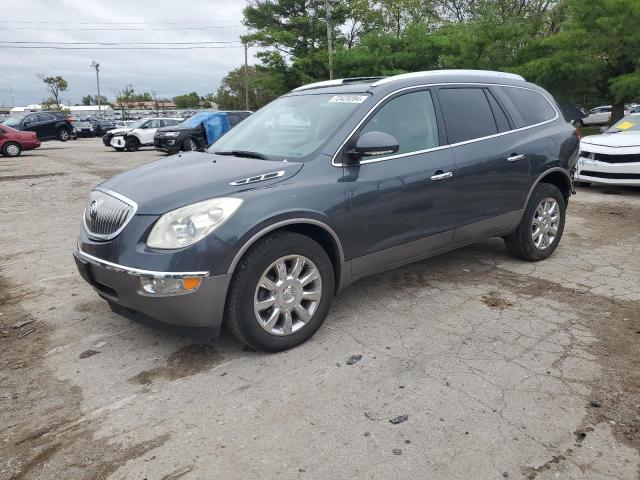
left=1, top=138, right=639, bottom=479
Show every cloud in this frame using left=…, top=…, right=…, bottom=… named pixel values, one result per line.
left=0, top=0, right=254, bottom=106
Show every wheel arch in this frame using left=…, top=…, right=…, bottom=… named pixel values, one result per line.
left=525, top=168, right=572, bottom=207
left=227, top=218, right=345, bottom=292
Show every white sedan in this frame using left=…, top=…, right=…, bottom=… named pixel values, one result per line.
left=576, top=115, right=640, bottom=187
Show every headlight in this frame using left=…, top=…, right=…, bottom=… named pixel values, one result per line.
left=147, top=197, right=243, bottom=249
left=164, top=131, right=180, bottom=137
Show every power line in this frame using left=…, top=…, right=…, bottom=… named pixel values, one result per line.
left=0, top=40, right=243, bottom=45
left=0, top=26, right=244, bottom=31
left=0, top=45, right=245, bottom=50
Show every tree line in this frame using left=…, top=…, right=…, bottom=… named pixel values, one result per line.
left=214, top=0, right=640, bottom=123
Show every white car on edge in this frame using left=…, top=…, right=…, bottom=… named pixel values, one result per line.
left=103, top=117, right=182, bottom=152
left=576, top=115, right=640, bottom=187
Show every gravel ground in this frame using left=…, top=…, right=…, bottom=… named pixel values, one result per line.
left=1, top=138, right=639, bottom=480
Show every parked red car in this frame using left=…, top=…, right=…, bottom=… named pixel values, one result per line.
left=0, top=124, right=41, bottom=157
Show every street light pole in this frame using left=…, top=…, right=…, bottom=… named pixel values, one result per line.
left=91, top=61, right=102, bottom=119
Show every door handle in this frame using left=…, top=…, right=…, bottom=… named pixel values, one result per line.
left=507, top=154, right=526, bottom=162
left=430, top=171, right=453, bottom=181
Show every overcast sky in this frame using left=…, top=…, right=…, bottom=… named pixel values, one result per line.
left=0, top=0, right=254, bottom=106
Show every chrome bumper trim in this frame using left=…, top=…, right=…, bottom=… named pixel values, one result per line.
left=76, top=248, right=209, bottom=278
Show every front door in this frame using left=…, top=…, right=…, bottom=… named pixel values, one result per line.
left=339, top=89, right=457, bottom=278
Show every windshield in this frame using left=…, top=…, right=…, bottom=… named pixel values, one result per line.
left=127, top=118, right=148, bottom=129
left=606, top=115, right=640, bottom=133
left=183, top=112, right=211, bottom=127
left=209, top=93, right=370, bottom=160
left=2, top=117, right=23, bottom=127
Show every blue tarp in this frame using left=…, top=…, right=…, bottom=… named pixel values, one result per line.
left=182, top=112, right=231, bottom=144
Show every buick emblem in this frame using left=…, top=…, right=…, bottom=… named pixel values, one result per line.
left=89, top=200, right=98, bottom=220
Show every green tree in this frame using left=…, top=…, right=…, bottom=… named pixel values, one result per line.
left=39, top=75, right=68, bottom=109
left=215, top=66, right=283, bottom=110
left=173, top=92, right=201, bottom=109
left=82, top=94, right=110, bottom=106
left=516, top=0, right=640, bottom=122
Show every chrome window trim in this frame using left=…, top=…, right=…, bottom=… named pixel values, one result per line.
left=331, top=82, right=559, bottom=167
left=76, top=247, right=210, bottom=278
left=82, top=187, right=138, bottom=241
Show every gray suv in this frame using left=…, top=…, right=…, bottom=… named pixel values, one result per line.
left=74, top=70, right=578, bottom=352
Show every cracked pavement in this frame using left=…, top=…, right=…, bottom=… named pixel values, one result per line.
left=1, top=139, right=639, bottom=479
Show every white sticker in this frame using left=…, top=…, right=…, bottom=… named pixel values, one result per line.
left=329, top=95, right=368, bottom=104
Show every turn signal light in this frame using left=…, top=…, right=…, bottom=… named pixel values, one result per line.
left=139, top=276, right=203, bottom=296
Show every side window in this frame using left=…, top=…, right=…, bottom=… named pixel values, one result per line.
left=26, top=115, right=40, bottom=124
left=486, top=91, right=511, bottom=132
left=360, top=90, right=439, bottom=155
left=438, top=88, right=498, bottom=143
left=500, top=86, right=556, bottom=126
left=41, top=113, right=55, bottom=121
left=227, top=114, right=242, bottom=127
left=147, top=119, right=161, bottom=128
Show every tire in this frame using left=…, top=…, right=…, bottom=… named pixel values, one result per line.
left=2, top=142, right=22, bottom=157
left=182, top=138, right=199, bottom=151
left=57, top=129, right=70, bottom=142
left=504, top=183, right=566, bottom=261
left=225, top=231, right=335, bottom=352
left=124, top=137, right=140, bottom=152
left=573, top=119, right=584, bottom=128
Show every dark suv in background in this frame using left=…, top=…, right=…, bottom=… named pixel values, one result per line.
left=2, top=111, right=74, bottom=141
left=154, top=110, right=251, bottom=154
left=75, top=70, right=578, bottom=352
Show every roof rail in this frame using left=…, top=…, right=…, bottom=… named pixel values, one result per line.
left=292, top=76, right=385, bottom=92
left=370, top=70, right=525, bottom=87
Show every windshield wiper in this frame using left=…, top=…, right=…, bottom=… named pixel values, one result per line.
left=215, top=150, right=268, bottom=159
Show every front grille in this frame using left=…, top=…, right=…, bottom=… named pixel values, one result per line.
left=581, top=150, right=640, bottom=164
left=83, top=189, right=137, bottom=241
left=580, top=170, right=640, bottom=180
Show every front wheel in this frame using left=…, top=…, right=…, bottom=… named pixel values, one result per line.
left=504, top=183, right=566, bottom=261
left=182, top=138, right=199, bottom=151
left=2, top=142, right=22, bottom=157
left=225, top=231, right=335, bottom=352
left=124, top=137, right=140, bottom=152
left=58, top=129, right=70, bottom=142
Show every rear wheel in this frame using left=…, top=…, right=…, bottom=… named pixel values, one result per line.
left=124, top=137, right=140, bottom=152
left=504, top=183, right=566, bottom=261
left=573, top=119, right=584, bottom=128
left=225, top=231, right=335, bottom=352
left=57, top=129, right=70, bottom=142
left=2, top=142, right=22, bottom=157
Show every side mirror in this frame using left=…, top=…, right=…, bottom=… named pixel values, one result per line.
left=348, top=131, right=399, bottom=161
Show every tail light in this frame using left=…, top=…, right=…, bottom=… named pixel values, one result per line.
left=67, top=116, right=73, bottom=124
left=575, top=127, right=583, bottom=140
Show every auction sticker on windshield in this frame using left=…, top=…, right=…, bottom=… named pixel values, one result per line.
left=616, top=121, right=635, bottom=130
left=329, top=95, right=368, bottom=104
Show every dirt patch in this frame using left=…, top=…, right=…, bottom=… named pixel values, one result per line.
left=481, top=291, right=513, bottom=309
left=128, top=344, right=223, bottom=386
left=570, top=200, right=640, bottom=244
left=0, top=172, right=67, bottom=182
left=522, top=454, right=566, bottom=479
left=0, top=272, right=171, bottom=479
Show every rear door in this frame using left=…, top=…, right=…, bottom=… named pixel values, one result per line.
left=342, top=88, right=457, bottom=277
left=39, top=113, right=58, bottom=139
left=436, top=86, right=530, bottom=242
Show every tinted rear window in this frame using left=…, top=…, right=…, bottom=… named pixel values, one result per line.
left=500, top=87, right=556, bottom=126
left=438, top=88, right=498, bottom=143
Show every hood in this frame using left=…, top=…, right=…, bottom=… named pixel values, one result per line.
left=581, top=132, right=640, bottom=148
left=107, top=127, right=132, bottom=136
left=100, top=151, right=303, bottom=214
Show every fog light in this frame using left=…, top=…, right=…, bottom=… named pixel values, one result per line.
left=139, top=276, right=203, bottom=296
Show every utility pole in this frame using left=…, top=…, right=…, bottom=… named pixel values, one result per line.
left=91, top=61, right=102, bottom=119
left=318, top=0, right=339, bottom=80
left=9, top=86, right=14, bottom=107
left=244, top=42, right=250, bottom=111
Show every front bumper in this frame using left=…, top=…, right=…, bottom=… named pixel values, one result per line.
left=73, top=248, right=230, bottom=334
left=110, top=136, right=126, bottom=149
left=154, top=137, right=180, bottom=154
left=576, top=155, right=640, bottom=186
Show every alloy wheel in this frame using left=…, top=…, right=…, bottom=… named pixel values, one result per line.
left=531, top=197, right=560, bottom=250
left=254, top=255, right=322, bottom=336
